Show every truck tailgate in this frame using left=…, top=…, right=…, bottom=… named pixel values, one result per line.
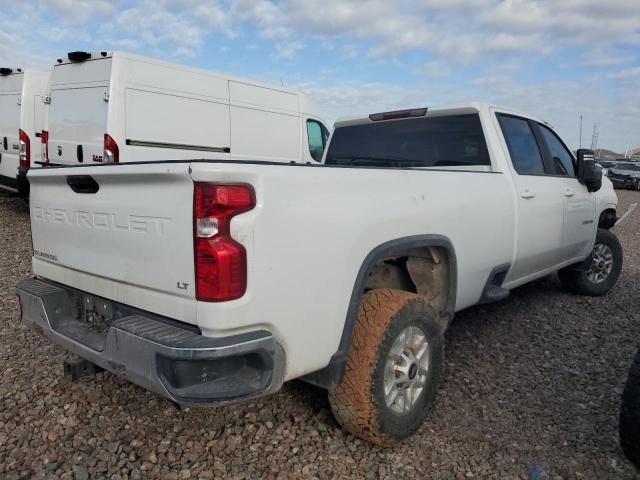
left=28, top=163, right=197, bottom=324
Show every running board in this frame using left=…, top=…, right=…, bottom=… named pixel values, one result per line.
left=479, top=264, right=511, bottom=304
left=482, top=285, right=510, bottom=304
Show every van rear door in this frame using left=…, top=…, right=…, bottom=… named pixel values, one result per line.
left=48, top=59, right=111, bottom=165
left=0, top=73, right=22, bottom=184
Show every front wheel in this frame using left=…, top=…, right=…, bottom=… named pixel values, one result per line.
left=559, top=228, right=623, bottom=296
left=328, top=288, right=445, bottom=445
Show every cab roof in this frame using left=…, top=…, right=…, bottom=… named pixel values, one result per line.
left=334, top=101, right=551, bottom=129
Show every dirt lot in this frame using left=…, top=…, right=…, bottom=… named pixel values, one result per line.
left=0, top=189, right=639, bottom=480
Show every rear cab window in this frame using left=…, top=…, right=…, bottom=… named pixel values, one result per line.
left=325, top=114, right=491, bottom=169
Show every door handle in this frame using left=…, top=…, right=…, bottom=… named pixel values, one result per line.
left=521, top=189, right=536, bottom=199
left=564, top=188, right=575, bottom=197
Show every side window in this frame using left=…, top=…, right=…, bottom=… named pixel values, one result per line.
left=538, top=124, right=576, bottom=176
left=306, top=120, right=329, bottom=162
left=498, top=115, right=545, bottom=175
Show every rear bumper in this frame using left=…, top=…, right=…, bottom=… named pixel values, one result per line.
left=16, top=277, right=285, bottom=406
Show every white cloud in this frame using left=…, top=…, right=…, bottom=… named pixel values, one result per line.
left=6, top=0, right=640, bottom=66
left=582, top=50, right=636, bottom=68
left=229, top=0, right=639, bottom=64
left=607, top=67, right=640, bottom=80
left=44, top=0, right=117, bottom=23
left=2, top=0, right=638, bottom=150
left=273, top=41, right=304, bottom=60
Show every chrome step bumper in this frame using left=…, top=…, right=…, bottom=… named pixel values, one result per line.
left=16, top=277, right=285, bottom=406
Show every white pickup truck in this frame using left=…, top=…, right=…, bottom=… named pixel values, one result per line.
left=17, top=102, right=622, bottom=445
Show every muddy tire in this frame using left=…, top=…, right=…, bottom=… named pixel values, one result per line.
left=559, top=228, right=623, bottom=296
left=620, top=349, right=640, bottom=468
left=328, top=288, right=445, bottom=445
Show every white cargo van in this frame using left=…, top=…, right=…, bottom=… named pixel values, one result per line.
left=0, top=68, right=49, bottom=197
left=45, top=51, right=329, bottom=166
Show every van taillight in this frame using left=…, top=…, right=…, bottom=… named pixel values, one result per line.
left=41, top=130, right=49, bottom=164
left=104, top=134, right=119, bottom=163
left=194, top=183, right=255, bottom=302
left=18, top=129, right=30, bottom=168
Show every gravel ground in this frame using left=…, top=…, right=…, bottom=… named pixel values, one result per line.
left=1, top=189, right=639, bottom=480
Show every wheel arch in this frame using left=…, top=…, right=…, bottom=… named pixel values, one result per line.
left=599, top=207, right=617, bottom=230
left=302, top=234, right=457, bottom=388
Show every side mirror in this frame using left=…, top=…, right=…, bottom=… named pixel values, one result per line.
left=576, top=149, right=602, bottom=192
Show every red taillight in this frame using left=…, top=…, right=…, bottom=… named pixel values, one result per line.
left=19, top=129, right=30, bottom=168
left=194, top=183, right=255, bottom=302
left=41, top=130, right=49, bottom=165
left=103, top=134, right=119, bottom=163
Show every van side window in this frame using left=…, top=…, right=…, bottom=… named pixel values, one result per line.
left=307, top=120, right=329, bottom=162
left=498, top=115, right=545, bottom=175
left=538, top=124, right=576, bottom=176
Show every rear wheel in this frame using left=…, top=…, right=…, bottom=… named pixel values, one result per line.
left=620, top=350, right=640, bottom=468
left=328, top=288, right=444, bottom=445
left=559, top=228, right=623, bottom=296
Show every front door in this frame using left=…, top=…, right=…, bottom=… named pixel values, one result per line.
left=496, top=113, right=565, bottom=282
left=536, top=123, right=597, bottom=261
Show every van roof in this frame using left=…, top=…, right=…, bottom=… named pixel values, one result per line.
left=0, top=68, right=23, bottom=93
left=53, top=50, right=319, bottom=114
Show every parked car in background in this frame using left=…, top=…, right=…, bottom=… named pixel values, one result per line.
left=19, top=102, right=621, bottom=445
left=620, top=348, right=640, bottom=468
left=44, top=51, right=329, bottom=166
left=0, top=67, right=48, bottom=198
left=607, top=163, right=640, bottom=190
left=600, top=160, right=619, bottom=170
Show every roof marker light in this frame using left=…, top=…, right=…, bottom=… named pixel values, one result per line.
left=67, top=51, right=92, bottom=62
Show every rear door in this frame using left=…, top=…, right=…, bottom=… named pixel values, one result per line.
left=536, top=123, right=596, bottom=261
left=496, top=113, right=565, bottom=281
left=32, top=93, right=46, bottom=165
left=0, top=76, right=22, bottom=182
left=48, top=87, right=108, bottom=165
left=48, top=59, right=111, bottom=165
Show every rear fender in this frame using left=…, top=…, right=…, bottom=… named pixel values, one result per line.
left=302, top=234, right=457, bottom=388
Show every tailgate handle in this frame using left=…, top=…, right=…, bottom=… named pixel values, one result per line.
left=77, top=144, right=84, bottom=163
left=67, top=175, right=99, bottom=194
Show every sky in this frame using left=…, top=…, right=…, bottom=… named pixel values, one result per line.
left=1, top=0, right=639, bottom=152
